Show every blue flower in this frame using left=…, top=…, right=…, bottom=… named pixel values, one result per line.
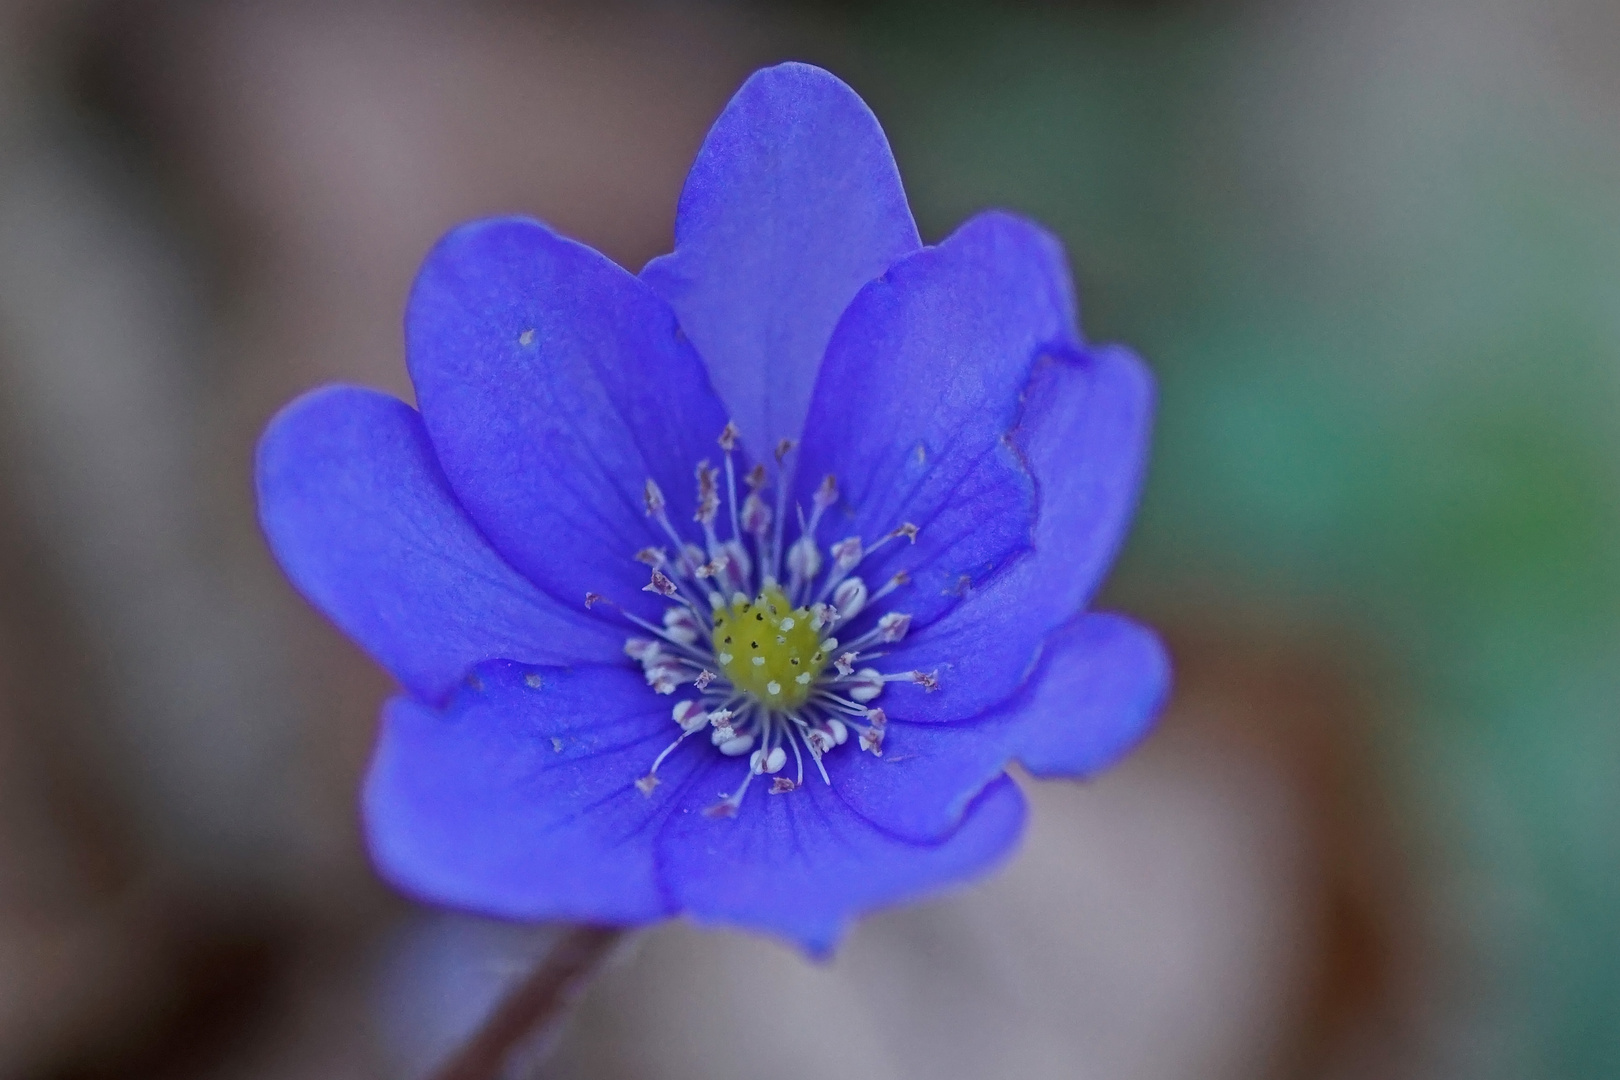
left=255, top=62, right=1167, bottom=954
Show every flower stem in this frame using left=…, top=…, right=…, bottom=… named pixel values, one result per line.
left=427, top=924, right=624, bottom=1080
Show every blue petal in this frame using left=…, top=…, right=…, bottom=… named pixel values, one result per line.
left=364, top=660, right=696, bottom=924
left=833, top=613, right=1168, bottom=842
left=1010, top=612, right=1169, bottom=777
left=875, top=342, right=1157, bottom=723
left=256, top=386, right=622, bottom=700
left=795, top=211, right=1080, bottom=629
left=641, top=62, right=920, bottom=457
left=406, top=217, right=732, bottom=621
left=656, top=768, right=1026, bottom=955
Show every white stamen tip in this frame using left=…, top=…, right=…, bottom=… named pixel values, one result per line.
left=832, top=577, right=867, bottom=620
left=752, top=746, right=787, bottom=773
left=828, top=718, right=849, bottom=745
left=850, top=668, right=885, bottom=703
left=662, top=606, right=700, bottom=644
left=624, top=638, right=661, bottom=662
left=787, top=536, right=822, bottom=580
left=766, top=680, right=781, bottom=696
left=673, top=700, right=707, bottom=732
left=779, top=617, right=796, bottom=631
left=877, top=612, right=913, bottom=643
left=892, top=522, right=919, bottom=543
left=795, top=672, right=812, bottom=685
left=717, top=652, right=733, bottom=664
left=831, top=537, right=863, bottom=571
left=719, top=734, right=755, bottom=756
left=751, top=655, right=766, bottom=667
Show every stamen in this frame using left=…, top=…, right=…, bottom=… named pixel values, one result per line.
left=643, top=569, right=678, bottom=598
left=832, top=577, right=867, bottom=621
left=643, top=479, right=666, bottom=516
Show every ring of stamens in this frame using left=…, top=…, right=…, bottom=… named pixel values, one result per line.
left=595, top=422, right=938, bottom=817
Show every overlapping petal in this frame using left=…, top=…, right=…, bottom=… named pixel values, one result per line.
left=365, top=660, right=693, bottom=924
left=256, top=387, right=622, bottom=701
left=657, top=767, right=1026, bottom=955
left=876, top=342, right=1158, bottom=724
left=795, top=211, right=1079, bottom=629
left=832, top=612, right=1168, bottom=841
left=642, top=62, right=920, bottom=459
left=406, top=217, right=732, bottom=621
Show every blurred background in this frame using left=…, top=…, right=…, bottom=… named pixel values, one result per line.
left=0, top=0, right=1616, bottom=1076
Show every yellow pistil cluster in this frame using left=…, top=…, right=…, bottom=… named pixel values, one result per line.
left=711, top=584, right=829, bottom=710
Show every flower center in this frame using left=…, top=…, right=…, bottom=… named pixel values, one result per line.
left=712, top=585, right=829, bottom=710
left=588, top=422, right=940, bottom=816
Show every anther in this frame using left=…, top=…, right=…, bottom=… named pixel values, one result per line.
left=635, top=547, right=665, bottom=566
left=787, top=535, right=822, bottom=580
left=814, top=474, right=838, bottom=510
left=741, top=491, right=772, bottom=536
left=770, top=777, right=796, bottom=794
left=891, top=522, right=919, bottom=543
left=751, top=746, right=787, bottom=774
left=718, top=733, right=755, bottom=756
left=694, top=670, right=716, bottom=689
left=635, top=775, right=660, bottom=796
left=832, top=577, right=867, bottom=620
left=643, top=479, right=666, bottom=516
left=834, top=652, right=856, bottom=677
left=876, top=612, right=912, bottom=643
left=849, top=668, right=885, bottom=703
left=911, top=670, right=940, bottom=692
left=807, top=603, right=832, bottom=630
left=694, top=460, right=719, bottom=524
left=774, top=438, right=795, bottom=464
left=663, top=606, right=701, bottom=644
left=827, top=718, right=850, bottom=745
left=858, top=725, right=885, bottom=756
left=745, top=463, right=767, bottom=489
left=718, top=422, right=739, bottom=451
left=643, top=569, right=678, bottom=598
left=624, top=638, right=661, bottom=663
left=673, top=700, right=708, bottom=733
left=830, top=537, right=863, bottom=571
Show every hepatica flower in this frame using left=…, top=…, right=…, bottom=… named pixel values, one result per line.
left=257, top=63, right=1167, bottom=953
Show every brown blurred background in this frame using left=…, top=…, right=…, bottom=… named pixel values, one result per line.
left=1, top=0, right=1617, bottom=1077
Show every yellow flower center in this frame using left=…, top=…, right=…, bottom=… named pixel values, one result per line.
left=711, top=585, right=829, bottom=710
